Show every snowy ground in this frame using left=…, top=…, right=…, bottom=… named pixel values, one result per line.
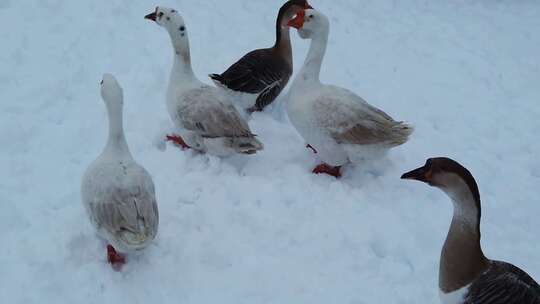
left=1, top=0, right=539, bottom=303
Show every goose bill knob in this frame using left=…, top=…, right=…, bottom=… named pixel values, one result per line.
left=287, top=9, right=306, bottom=29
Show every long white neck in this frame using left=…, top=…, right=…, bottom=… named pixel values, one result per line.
left=169, top=31, right=196, bottom=83
left=103, top=101, right=132, bottom=159
left=297, top=28, right=329, bottom=84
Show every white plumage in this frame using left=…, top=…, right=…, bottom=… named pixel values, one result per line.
left=288, top=9, right=413, bottom=169
left=81, top=74, right=159, bottom=255
left=439, top=285, right=470, bottom=304
left=147, top=7, right=263, bottom=156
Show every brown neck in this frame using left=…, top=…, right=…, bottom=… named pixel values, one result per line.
left=439, top=185, right=489, bottom=293
left=273, top=7, right=294, bottom=64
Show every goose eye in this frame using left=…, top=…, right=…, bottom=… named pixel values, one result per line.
left=309, top=14, right=314, bottom=18
left=179, top=25, right=185, bottom=31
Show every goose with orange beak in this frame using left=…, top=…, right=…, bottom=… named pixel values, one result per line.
left=286, top=9, right=413, bottom=178
left=210, top=0, right=313, bottom=113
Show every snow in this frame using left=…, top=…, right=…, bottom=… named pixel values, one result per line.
left=1, top=0, right=539, bottom=303
left=440, top=284, right=470, bottom=304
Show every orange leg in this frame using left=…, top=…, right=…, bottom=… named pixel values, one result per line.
left=312, top=163, right=342, bottom=178
left=166, top=134, right=191, bottom=149
left=107, top=244, right=126, bottom=271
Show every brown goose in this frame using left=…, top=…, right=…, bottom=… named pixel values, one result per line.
left=402, top=158, right=540, bottom=304
left=210, top=0, right=312, bottom=113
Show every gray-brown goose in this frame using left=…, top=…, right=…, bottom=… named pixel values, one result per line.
left=210, top=0, right=312, bottom=113
left=402, top=157, right=540, bottom=304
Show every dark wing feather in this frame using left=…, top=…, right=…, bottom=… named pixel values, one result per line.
left=465, top=261, right=540, bottom=304
left=253, top=71, right=290, bottom=111
left=211, top=49, right=292, bottom=110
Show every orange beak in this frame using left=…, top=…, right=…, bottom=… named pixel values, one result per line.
left=287, top=9, right=305, bottom=29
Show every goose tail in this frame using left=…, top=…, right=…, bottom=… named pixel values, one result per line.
left=389, top=122, right=414, bottom=146
left=230, top=136, right=264, bottom=155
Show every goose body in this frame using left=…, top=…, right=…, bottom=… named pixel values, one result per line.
left=439, top=261, right=540, bottom=304
left=81, top=74, right=159, bottom=268
left=287, top=9, right=413, bottom=177
left=402, top=158, right=540, bottom=304
left=210, top=0, right=312, bottom=113
left=146, top=7, right=263, bottom=156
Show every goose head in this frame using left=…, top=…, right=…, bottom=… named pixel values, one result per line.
left=100, top=73, right=123, bottom=109
left=287, top=9, right=329, bottom=39
left=279, top=0, right=314, bottom=24
left=145, top=7, right=191, bottom=62
left=145, top=7, right=185, bottom=31
left=401, top=157, right=481, bottom=212
left=145, top=7, right=188, bottom=41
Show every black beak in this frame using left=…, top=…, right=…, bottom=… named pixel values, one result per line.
left=145, top=12, right=157, bottom=21
left=401, top=166, right=430, bottom=183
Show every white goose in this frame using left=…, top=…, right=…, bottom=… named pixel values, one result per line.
left=287, top=9, right=413, bottom=178
left=81, top=74, right=159, bottom=270
left=145, top=7, right=263, bottom=156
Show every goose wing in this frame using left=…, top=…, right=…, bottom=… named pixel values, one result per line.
left=314, top=87, right=411, bottom=146
left=178, top=86, right=255, bottom=138
left=88, top=174, right=159, bottom=244
left=465, top=261, right=540, bottom=304
left=210, top=49, right=291, bottom=109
